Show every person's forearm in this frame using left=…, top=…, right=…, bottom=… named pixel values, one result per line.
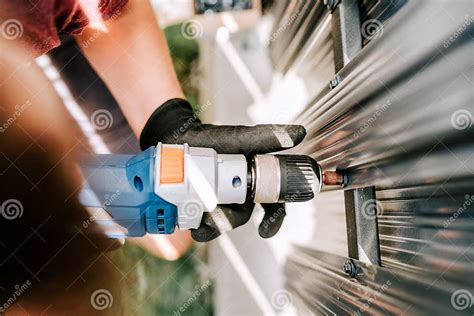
left=76, top=0, right=192, bottom=258
left=76, top=0, right=184, bottom=137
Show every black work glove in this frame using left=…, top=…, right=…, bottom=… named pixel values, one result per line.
left=140, top=99, right=306, bottom=242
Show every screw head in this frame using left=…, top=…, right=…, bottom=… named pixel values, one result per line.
left=343, top=260, right=358, bottom=277
left=323, top=0, right=339, bottom=11
left=329, top=74, right=342, bottom=89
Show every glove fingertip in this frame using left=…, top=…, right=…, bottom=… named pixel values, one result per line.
left=259, top=203, right=286, bottom=238
left=258, top=215, right=286, bottom=238
left=258, top=225, right=271, bottom=238
left=289, top=125, right=306, bottom=146
left=191, top=226, right=221, bottom=242
left=270, top=125, right=306, bottom=150
left=258, top=222, right=280, bottom=238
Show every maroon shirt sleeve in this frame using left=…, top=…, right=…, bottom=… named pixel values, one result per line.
left=0, top=0, right=128, bottom=55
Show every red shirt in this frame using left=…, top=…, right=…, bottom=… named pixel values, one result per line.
left=0, top=0, right=128, bottom=55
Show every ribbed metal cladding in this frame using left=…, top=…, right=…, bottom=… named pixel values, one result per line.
left=285, top=247, right=472, bottom=315
left=377, top=181, right=474, bottom=277
left=272, top=0, right=474, bottom=314
left=269, top=0, right=329, bottom=74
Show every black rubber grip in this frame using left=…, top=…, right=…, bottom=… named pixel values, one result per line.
left=276, top=155, right=321, bottom=202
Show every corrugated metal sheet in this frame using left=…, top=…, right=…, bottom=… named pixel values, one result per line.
left=285, top=247, right=470, bottom=315
left=269, top=0, right=329, bottom=73
left=377, top=181, right=474, bottom=278
left=270, top=0, right=474, bottom=314
left=269, top=0, right=334, bottom=112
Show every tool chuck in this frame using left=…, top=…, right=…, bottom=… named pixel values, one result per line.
left=250, top=155, right=322, bottom=203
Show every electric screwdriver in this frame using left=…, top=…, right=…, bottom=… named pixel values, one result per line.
left=79, top=143, right=322, bottom=237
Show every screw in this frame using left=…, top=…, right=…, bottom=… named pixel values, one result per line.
left=323, top=0, right=340, bottom=11
left=323, top=171, right=347, bottom=187
left=343, top=260, right=359, bottom=277
left=329, top=74, right=342, bottom=89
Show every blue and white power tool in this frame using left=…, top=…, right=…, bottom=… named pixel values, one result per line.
left=79, top=143, right=322, bottom=238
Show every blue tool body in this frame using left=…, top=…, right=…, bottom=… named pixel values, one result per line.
left=77, top=144, right=321, bottom=238
left=79, top=147, right=177, bottom=237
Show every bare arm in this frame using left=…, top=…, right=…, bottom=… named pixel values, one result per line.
left=76, top=0, right=184, bottom=137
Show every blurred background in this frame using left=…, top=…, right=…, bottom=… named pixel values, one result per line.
left=1, top=0, right=473, bottom=315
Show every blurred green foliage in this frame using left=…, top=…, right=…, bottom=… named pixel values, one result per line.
left=114, top=243, right=212, bottom=315
left=164, top=24, right=200, bottom=109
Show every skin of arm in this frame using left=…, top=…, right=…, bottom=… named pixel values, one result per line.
left=76, top=0, right=193, bottom=260
left=76, top=0, right=184, bottom=136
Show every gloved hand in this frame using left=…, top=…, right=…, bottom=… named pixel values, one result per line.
left=140, top=99, right=306, bottom=242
